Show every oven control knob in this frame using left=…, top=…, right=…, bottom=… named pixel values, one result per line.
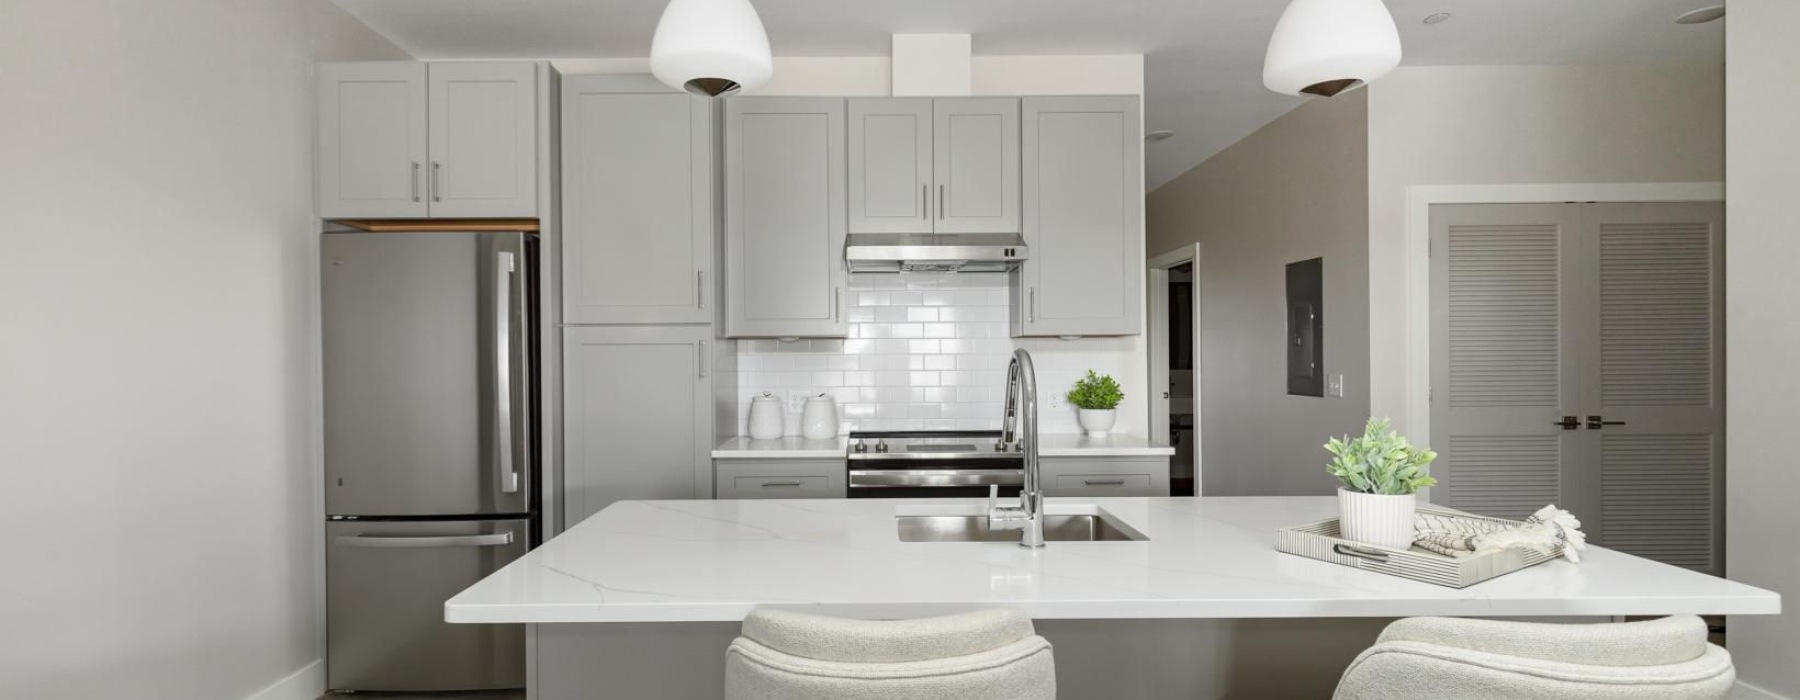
left=852, top=440, right=867, bottom=453
left=875, top=440, right=889, bottom=453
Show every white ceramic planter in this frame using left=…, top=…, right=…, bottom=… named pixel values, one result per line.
left=1077, top=409, right=1117, bottom=437
left=1337, top=488, right=1417, bottom=550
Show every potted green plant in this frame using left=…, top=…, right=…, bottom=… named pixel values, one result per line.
left=1067, top=371, right=1124, bottom=437
left=1324, top=418, right=1438, bottom=549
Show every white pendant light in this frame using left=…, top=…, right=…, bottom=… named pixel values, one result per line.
left=650, top=0, right=773, bottom=97
left=1263, top=0, right=1402, bottom=97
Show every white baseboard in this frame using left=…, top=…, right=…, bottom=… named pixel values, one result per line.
left=245, top=659, right=324, bottom=700
left=1734, top=680, right=1794, bottom=700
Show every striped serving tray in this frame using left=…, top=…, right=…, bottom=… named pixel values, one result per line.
left=1276, top=508, right=1562, bottom=588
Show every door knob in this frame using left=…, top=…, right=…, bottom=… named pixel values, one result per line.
left=1586, top=415, right=1626, bottom=430
left=1553, top=416, right=1580, bottom=430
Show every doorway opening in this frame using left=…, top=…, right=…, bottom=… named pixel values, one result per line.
left=1149, top=244, right=1202, bottom=497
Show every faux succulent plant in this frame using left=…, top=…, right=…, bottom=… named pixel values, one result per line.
left=1066, top=370, right=1124, bottom=410
left=1325, top=418, right=1438, bottom=495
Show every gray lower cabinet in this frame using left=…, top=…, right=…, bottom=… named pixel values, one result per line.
left=1012, top=96, right=1143, bottom=337
left=562, top=75, right=714, bottom=324
left=1040, top=457, right=1168, bottom=497
left=723, top=97, right=848, bottom=338
left=715, top=459, right=846, bottom=499
left=563, top=326, right=713, bottom=528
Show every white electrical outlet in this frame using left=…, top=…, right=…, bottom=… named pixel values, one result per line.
left=1327, top=374, right=1345, bottom=398
left=786, top=390, right=810, bottom=413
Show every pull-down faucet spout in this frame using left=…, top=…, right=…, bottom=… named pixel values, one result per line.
left=989, top=348, right=1045, bottom=548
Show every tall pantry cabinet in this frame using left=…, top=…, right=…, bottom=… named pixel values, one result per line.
left=557, top=76, right=724, bottom=529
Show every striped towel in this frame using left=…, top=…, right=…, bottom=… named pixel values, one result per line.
left=1412, top=505, right=1588, bottom=562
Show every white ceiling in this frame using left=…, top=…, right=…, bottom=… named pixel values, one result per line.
left=330, top=0, right=1724, bottom=190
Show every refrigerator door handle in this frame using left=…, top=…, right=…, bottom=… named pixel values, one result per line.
left=495, top=250, right=520, bottom=495
left=334, top=532, right=514, bottom=549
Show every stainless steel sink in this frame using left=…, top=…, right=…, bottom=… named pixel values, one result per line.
left=896, top=514, right=1148, bottom=543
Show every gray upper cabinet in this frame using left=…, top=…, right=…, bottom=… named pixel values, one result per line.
left=562, top=325, right=713, bottom=528
left=847, top=97, right=1019, bottom=234
left=318, top=61, right=538, bottom=220
left=426, top=62, right=539, bottom=218
left=848, top=99, right=933, bottom=234
left=318, top=62, right=429, bottom=219
left=562, top=76, right=713, bottom=325
left=724, top=97, right=847, bottom=338
left=1013, top=96, right=1143, bottom=337
left=934, top=98, right=1020, bottom=234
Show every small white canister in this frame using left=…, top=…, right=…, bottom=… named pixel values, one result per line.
left=748, top=392, right=784, bottom=440
left=800, top=394, right=838, bottom=440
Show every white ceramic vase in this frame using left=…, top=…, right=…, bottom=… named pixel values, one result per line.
left=1077, top=408, right=1117, bottom=437
left=1337, top=488, right=1417, bottom=550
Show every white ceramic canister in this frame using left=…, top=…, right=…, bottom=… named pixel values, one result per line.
left=800, top=394, right=838, bottom=440
left=748, top=392, right=784, bottom=440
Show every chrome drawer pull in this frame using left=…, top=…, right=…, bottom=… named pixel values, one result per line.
left=1084, top=479, right=1127, bottom=486
left=761, top=481, right=804, bottom=487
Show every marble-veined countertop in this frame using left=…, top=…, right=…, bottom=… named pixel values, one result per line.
left=445, top=496, right=1778, bottom=623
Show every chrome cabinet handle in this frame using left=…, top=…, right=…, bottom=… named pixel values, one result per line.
left=834, top=288, right=842, bottom=323
left=938, top=184, right=945, bottom=219
left=697, top=340, right=708, bottom=379
left=335, top=532, right=513, bottom=549
left=1554, top=416, right=1580, bottom=430
left=431, top=161, right=442, bottom=202
left=923, top=184, right=930, bottom=219
left=761, top=481, right=803, bottom=488
left=410, top=162, right=421, bottom=202
left=697, top=270, right=706, bottom=309
left=1084, top=479, right=1127, bottom=486
left=495, top=251, right=518, bottom=494
left=1029, top=288, right=1037, bottom=323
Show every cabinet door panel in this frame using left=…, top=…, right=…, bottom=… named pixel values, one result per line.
left=319, top=62, right=428, bottom=218
left=1015, top=97, right=1142, bottom=337
left=849, top=99, right=932, bottom=233
left=934, top=98, right=1019, bottom=234
left=563, top=326, right=712, bottom=528
left=428, top=62, right=538, bottom=218
left=724, top=98, right=847, bottom=338
left=563, top=78, right=712, bottom=324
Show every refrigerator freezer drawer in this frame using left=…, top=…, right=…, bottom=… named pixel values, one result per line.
left=327, top=519, right=528, bottom=691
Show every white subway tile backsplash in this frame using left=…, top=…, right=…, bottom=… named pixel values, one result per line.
left=734, top=272, right=1124, bottom=436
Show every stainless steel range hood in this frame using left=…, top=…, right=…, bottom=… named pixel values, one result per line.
left=844, top=233, right=1029, bottom=273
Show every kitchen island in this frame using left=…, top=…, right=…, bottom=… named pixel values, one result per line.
left=448, top=497, right=1778, bottom=699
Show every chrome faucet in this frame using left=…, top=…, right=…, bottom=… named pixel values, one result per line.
left=989, top=349, right=1045, bottom=548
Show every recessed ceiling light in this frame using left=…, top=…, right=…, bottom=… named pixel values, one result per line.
left=1422, top=13, right=1451, bottom=25
left=1674, top=5, right=1726, bottom=24
left=1146, top=130, right=1175, bottom=142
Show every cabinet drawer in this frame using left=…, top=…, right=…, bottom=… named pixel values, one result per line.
left=729, top=475, right=832, bottom=499
left=1049, top=473, right=1158, bottom=497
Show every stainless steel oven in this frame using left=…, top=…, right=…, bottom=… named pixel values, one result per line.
left=846, top=431, right=1024, bottom=498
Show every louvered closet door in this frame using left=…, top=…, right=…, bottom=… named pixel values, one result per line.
left=1430, top=204, right=1584, bottom=521
left=1578, top=202, right=1724, bottom=573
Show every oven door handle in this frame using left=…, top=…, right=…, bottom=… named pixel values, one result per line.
left=848, top=469, right=1025, bottom=488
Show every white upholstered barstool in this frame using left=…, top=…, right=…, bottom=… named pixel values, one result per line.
left=724, top=608, right=1056, bottom=700
left=1333, top=615, right=1734, bottom=700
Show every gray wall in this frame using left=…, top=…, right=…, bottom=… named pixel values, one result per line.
left=0, top=2, right=407, bottom=699
left=1147, top=92, right=1371, bottom=496
left=1724, top=2, right=1800, bottom=697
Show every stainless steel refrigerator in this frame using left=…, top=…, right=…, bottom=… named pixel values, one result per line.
left=321, top=230, right=537, bottom=691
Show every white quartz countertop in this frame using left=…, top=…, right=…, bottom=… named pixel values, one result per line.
left=711, top=434, right=1173, bottom=459
left=446, top=497, right=1779, bottom=624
